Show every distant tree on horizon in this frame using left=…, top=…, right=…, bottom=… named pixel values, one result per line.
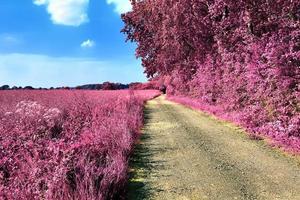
left=0, top=85, right=10, bottom=90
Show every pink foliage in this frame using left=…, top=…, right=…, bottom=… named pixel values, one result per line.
left=123, top=0, right=300, bottom=152
left=0, top=90, right=160, bottom=199
left=129, top=80, right=161, bottom=90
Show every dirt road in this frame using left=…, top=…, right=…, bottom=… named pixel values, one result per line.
left=127, top=96, right=300, bottom=200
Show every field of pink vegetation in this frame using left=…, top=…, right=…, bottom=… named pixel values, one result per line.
left=0, top=90, right=160, bottom=200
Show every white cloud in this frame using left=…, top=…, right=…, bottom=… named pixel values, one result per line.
left=0, top=34, right=21, bottom=46
left=0, top=35, right=19, bottom=44
left=106, top=0, right=132, bottom=14
left=33, top=0, right=47, bottom=6
left=33, top=0, right=89, bottom=26
left=81, top=39, right=95, bottom=48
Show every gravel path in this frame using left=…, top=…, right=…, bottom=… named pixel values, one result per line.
left=127, top=96, right=300, bottom=200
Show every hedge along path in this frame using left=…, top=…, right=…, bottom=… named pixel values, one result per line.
left=127, top=96, right=300, bottom=200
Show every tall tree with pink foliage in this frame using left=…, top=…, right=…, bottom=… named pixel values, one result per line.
left=122, top=0, right=300, bottom=151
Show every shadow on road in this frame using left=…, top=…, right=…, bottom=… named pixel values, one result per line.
left=126, top=107, right=166, bottom=200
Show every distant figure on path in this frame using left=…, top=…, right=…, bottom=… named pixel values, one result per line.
left=160, top=84, right=166, bottom=94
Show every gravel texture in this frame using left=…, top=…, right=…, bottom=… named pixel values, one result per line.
left=127, top=96, right=300, bottom=200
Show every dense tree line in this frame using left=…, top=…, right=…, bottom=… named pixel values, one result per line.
left=0, top=82, right=130, bottom=90
left=122, top=0, right=300, bottom=149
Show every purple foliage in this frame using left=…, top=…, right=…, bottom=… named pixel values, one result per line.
left=0, top=90, right=160, bottom=199
left=122, top=0, right=300, bottom=152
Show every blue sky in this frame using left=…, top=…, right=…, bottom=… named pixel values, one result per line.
left=0, top=0, right=146, bottom=87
